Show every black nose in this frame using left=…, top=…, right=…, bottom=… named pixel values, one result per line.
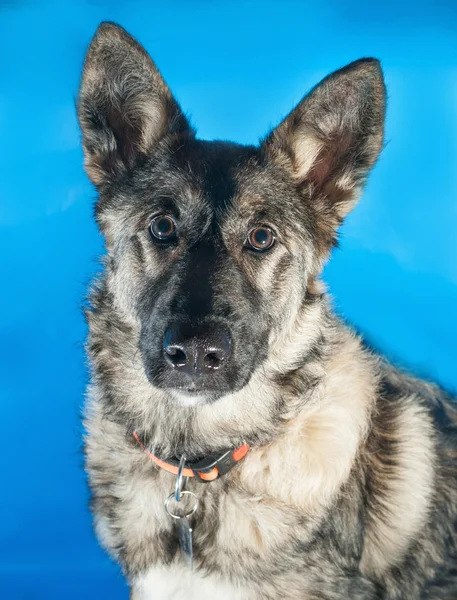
left=163, top=323, right=231, bottom=376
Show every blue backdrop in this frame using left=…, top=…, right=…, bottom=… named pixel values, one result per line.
left=1, top=1, right=456, bottom=598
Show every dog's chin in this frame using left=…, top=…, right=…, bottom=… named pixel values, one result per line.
left=169, top=389, right=218, bottom=407
left=166, top=382, right=234, bottom=406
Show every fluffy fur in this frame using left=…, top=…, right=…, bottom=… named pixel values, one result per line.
left=78, top=22, right=457, bottom=599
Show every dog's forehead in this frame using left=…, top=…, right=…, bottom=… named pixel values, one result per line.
left=171, top=139, right=274, bottom=210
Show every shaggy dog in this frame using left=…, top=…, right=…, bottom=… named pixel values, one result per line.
left=78, top=22, right=457, bottom=599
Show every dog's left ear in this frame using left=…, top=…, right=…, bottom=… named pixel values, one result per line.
left=77, top=22, right=192, bottom=186
left=263, top=59, right=385, bottom=238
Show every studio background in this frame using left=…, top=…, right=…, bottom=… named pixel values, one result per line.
left=1, top=1, right=456, bottom=598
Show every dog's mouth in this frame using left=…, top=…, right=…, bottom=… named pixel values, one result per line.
left=175, top=384, right=213, bottom=394
left=168, top=385, right=224, bottom=407
left=145, top=364, right=253, bottom=406
left=166, top=377, right=235, bottom=401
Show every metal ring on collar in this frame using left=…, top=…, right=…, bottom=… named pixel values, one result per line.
left=165, top=491, right=199, bottom=520
left=175, top=455, right=186, bottom=502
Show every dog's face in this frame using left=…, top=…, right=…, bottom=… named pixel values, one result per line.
left=78, top=23, right=385, bottom=407
left=103, top=139, right=312, bottom=402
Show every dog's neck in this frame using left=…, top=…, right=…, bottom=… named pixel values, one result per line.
left=237, top=327, right=378, bottom=515
left=233, top=296, right=378, bottom=515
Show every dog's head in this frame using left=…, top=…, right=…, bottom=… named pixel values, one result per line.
left=78, top=23, right=385, bottom=408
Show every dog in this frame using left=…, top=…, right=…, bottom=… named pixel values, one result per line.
left=78, top=21, right=457, bottom=600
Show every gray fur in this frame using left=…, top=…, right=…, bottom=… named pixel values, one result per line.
left=78, top=22, right=457, bottom=600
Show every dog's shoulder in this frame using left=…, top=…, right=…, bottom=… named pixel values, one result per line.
left=360, top=362, right=457, bottom=592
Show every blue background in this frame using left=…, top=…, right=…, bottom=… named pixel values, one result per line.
left=1, top=1, right=456, bottom=598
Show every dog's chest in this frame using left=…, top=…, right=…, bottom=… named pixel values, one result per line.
left=126, top=465, right=300, bottom=556
left=122, top=471, right=293, bottom=599
left=113, top=463, right=307, bottom=598
left=88, top=410, right=343, bottom=596
left=132, top=564, right=246, bottom=600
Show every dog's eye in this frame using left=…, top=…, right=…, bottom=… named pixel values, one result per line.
left=150, top=215, right=177, bottom=242
left=246, top=226, right=275, bottom=252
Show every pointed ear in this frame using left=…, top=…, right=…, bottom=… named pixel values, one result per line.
left=77, top=22, right=192, bottom=186
left=263, top=58, right=385, bottom=230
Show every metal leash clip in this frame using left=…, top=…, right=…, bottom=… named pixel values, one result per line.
left=164, top=455, right=198, bottom=569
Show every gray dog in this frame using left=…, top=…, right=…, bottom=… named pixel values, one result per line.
left=78, top=22, right=457, bottom=600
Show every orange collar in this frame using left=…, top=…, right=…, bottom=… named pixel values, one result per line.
left=133, top=431, right=249, bottom=483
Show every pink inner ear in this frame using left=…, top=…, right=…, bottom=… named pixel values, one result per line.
left=304, top=130, right=354, bottom=192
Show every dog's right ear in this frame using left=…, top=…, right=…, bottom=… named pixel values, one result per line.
left=262, top=59, right=385, bottom=252
left=77, top=22, right=192, bottom=186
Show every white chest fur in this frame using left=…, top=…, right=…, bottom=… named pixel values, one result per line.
left=132, top=564, right=247, bottom=600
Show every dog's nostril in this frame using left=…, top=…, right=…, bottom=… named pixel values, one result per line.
left=200, top=332, right=230, bottom=373
left=203, top=351, right=223, bottom=371
left=162, top=325, right=231, bottom=376
left=164, top=345, right=187, bottom=368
